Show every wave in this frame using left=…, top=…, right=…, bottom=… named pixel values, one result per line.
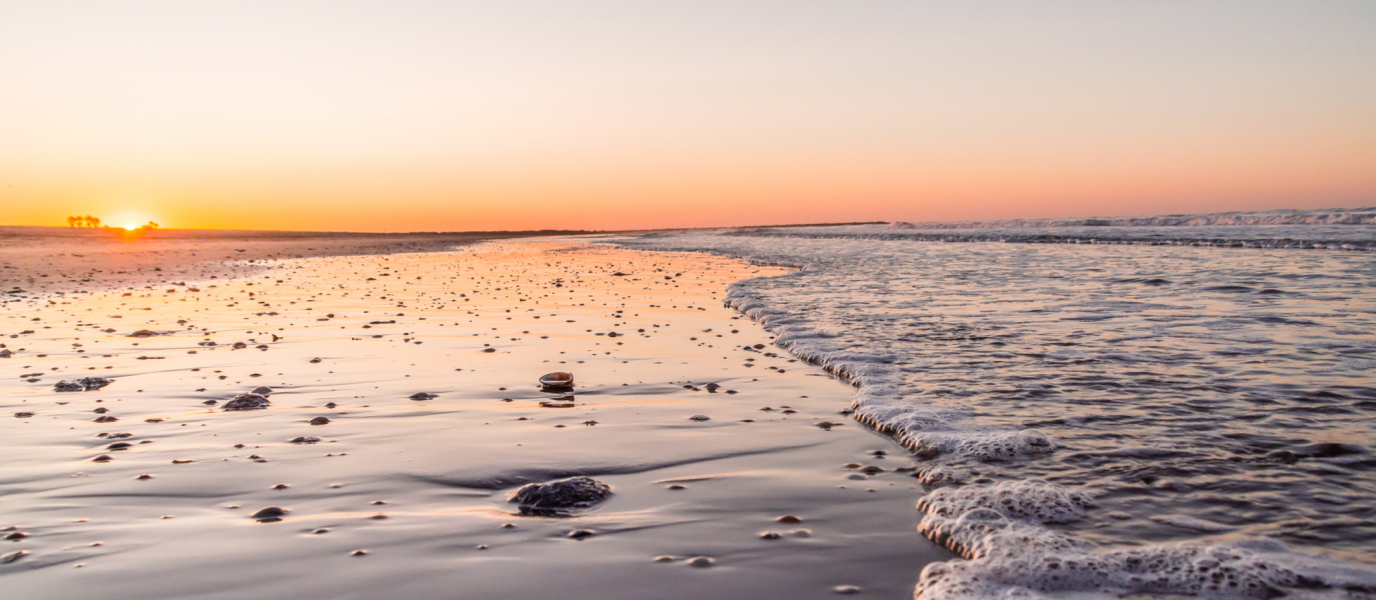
left=887, top=207, right=1376, bottom=229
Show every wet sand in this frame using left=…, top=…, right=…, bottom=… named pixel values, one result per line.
left=0, top=226, right=581, bottom=296
left=2, top=239, right=945, bottom=599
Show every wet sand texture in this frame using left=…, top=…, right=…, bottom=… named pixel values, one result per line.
left=1, top=239, right=944, bottom=600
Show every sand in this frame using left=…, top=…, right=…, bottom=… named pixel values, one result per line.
left=0, top=226, right=586, bottom=296
left=1, top=237, right=945, bottom=599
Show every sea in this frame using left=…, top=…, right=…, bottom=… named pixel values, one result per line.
left=613, top=208, right=1376, bottom=599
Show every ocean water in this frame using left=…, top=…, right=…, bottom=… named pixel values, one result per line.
left=743, top=207, right=1376, bottom=251
left=613, top=216, right=1376, bottom=599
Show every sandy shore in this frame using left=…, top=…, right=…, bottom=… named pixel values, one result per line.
left=0, top=226, right=585, bottom=296
left=1, top=238, right=944, bottom=599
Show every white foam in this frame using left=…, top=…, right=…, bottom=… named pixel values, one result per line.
left=914, top=481, right=1376, bottom=599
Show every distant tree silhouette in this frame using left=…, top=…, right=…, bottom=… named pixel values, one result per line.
left=67, top=216, right=78, bottom=227
left=66, top=215, right=102, bottom=227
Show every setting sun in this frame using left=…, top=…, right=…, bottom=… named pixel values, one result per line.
left=122, top=223, right=136, bottom=231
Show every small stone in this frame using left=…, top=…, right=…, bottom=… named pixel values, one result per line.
left=567, top=529, right=595, bottom=539
left=508, top=476, right=611, bottom=515
left=309, top=417, right=330, bottom=425
left=688, top=415, right=710, bottom=421
left=1, top=550, right=28, bottom=564
left=251, top=507, right=288, bottom=522
left=251, top=386, right=273, bottom=395
left=352, top=549, right=367, bottom=556
left=760, top=531, right=782, bottom=540
left=776, top=515, right=802, bottom=523
left=409, top=392, right=437, bottom=400
left=833, top=585, right=861, bottom=594
left=223, top=393, right=270, bottom=411
left=91, top=454, right=113, bottom=462
left=687, top=556, right=714, bottom=568
left=653, top=555, right=674, bottom=563
left=289, top=436, right=322, bottom=444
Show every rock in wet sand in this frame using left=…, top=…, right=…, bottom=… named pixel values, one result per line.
left=223, top=393, right=270, bottom=411
left=508, top=476, right=611, bottom=515
left=252, top=507, right=288, bottom=522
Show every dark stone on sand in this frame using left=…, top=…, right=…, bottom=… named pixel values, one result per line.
left=251, top=386, right=273, bottom=395
left=107, top=442, right=133, bottom=450
left=136, top=474, right=153, bottom=480
left=54, top=377, right=112, bottom=392
left=93, top=416, right=118, bottom=423
left=568, top=529, right=595, bottom=539
left=252, top=507, right=288, bottom=522
left=92, top=454, right=113, bottom=462
left=310, top=357, right=322, bottom=363
left=203, top=399, right=218, bottom=405
left=310, top=416, right=331, bottom=425
left=482, top=348, right=496, bottom=353
left=325, top=402, right=337, bottom=408
left=290, top=436, right=322, bottom=444
left=833, top=585, right=861, bottom=594
left=223, top=393, right=270, bottom=411
left=508, top=476, right=611, bottom=515
left=1, top=550, right=28, bottom=564
left=704, top=383, right=720, bottom=392
left=688, top=556, right=715, bottom=568
left=776, top=515, right=802, bottom=523
left=14, top=412, right=33, bottom=418
left=760, top=531, right=782, bottom=540
left=688, top=415, right=710, bottom=421
left=5, top=532, right=28, bottom=540
left=410, top=392, right=438, bottom=400
left=128, top=330, right=159, bottom=338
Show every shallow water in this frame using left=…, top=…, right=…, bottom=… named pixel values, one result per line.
left=615, top=226, right=1376, bottom=598
left=1, top=240, right=946, bottom=599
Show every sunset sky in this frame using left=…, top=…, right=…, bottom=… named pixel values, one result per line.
left=2, top=1, right=1373, bottom=232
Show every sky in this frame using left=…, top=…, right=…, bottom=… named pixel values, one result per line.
left=1, top=1, right=1374, bottom=232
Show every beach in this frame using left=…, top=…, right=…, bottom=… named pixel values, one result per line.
left=1, top=236, right=944, bottom=599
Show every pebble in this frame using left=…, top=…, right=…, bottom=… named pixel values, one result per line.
left=688, top=415, right=710, bottom=421
left=409, top=392, right=437, bottom=400
left=687, top=556, right=715, bottom=568
left=760, top=531, right=782, bottom=540
left=509, top=476, right=612, bottom=514
left=1, top=550, right=28, bottom=564
left=223, top=393, right=270, bottom=411
left=833, top=585, right=861, bottom=594
left=309, top=417, right=331, bottom=425
left=653, top=555, right=674, bottom=563
left=776, top=515, right=802, bottom=523
left=289, top=436, right=322, bottom=444
left=251, top=507, right=288, bottom=522
left=568, top=529, right=595, bottom=539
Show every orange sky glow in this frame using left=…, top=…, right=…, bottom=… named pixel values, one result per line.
left=2, top=1, right=1373, bottom=232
